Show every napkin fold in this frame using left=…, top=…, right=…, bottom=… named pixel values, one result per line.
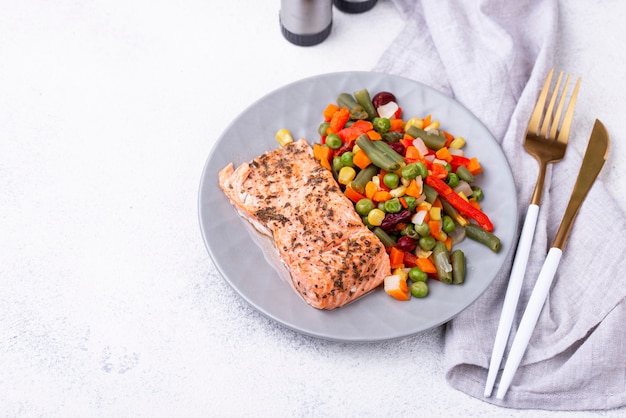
left=374, top=0, right=626, bottom=411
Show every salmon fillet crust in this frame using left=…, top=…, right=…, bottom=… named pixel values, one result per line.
left=218, top=138, right=391, bottom=310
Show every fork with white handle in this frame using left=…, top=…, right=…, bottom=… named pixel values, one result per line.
left=495, top=119, right=609, bottom=399
left=484, top=70, right=581, bottom=397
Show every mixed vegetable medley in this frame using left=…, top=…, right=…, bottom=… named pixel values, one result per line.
left=275, top=88, right=501, bottom=301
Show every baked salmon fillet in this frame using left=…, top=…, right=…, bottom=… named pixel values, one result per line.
left=218, top=138, right=391, bottom=310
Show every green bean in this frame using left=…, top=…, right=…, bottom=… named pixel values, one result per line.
left=373, top=227, right=397, bottom=247
left=433, top=241, right=453, bottom=284
left=350, top=164, right=379, bottom=193
left=423, top=184, right=438, bottom=203
left=337, top=93, right=368, bottom=120
left=353, top=89, right=377, bottom=120
left=355, top=134, right=401, bottom=172
left=465, top=223, right=501, bottom=253
left=441, top=198, right=459, bottom=220
left=451, top=249, right=465, bottom=284
left=382, top=131, right=403, bottom=142
left=405, top=126, right=447, bottom=150
left=456, top=165, right=475, bottom=183
left=371, top=139, right=405, bottom=164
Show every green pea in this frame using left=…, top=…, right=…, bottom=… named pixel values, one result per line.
left=410, top=281, right=429, bottom=298
left=446, top=172, right=459, bottom=188
left=401, top=224, right=418, bottom=239
left=442, top=215, right=455, bottom=233
left=318, top=122, right=330, bottom=136
left=403, top=195, right=417, bottom=211
left=415, top=162, right=428, bottom=178
left=355, top=198, right=375, bottom=216
left=419, top=235, right=436, bottom=251
left=332, top=156, right=344, bottom=173
left=326, top=134, right=342, bottom=149
left=408, top=267, right=428, bottom=282
left=402, top=163, right=420, bottom=180
left=340, top=151, right=355, bottom=168
left=471, top=186, right=484, bottom=201
left=377, top=202, right=387, bottom=212
left=414, top=222, right=430, bottom=237
left=383, top=172, right=400, bottom=189
left=384, top=197, right=402, bottom=214
left=372, top=117, right=391, bottom=134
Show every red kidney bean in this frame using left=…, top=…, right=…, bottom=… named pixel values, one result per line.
left=372, top=91, right=397, bottom=109
left=396, top=236, right=417, bottom=252
left=381, top=210, right=412, bottom=231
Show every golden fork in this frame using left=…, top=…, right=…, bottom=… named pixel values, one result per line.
left=484, top=69, right=581, bottom=397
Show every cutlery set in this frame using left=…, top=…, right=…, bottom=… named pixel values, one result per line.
left=484, top=69, right=610, bottom=399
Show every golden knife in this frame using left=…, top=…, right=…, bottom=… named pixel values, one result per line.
left=495, top=119, right=610, bottom=399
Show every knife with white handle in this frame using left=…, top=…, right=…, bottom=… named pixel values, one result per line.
left=496, top=119, right=610, bottom=399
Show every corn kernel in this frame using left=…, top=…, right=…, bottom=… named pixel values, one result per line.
left=275, top=128, right=293, bottom=147
left=368, top=208, right=386, bottom=226
left=424, top=120, right=440, bottom=132
left=337, top=166, right=356, bottom=185
left=449, top=136, right=466, bottom=149
left=404, top=117, right=423, bottom=131
left=429, top=206, right=442, bottom=221
left=393, top=267, right=408, bottom=281
left=458, top=192, right=469, bottom=202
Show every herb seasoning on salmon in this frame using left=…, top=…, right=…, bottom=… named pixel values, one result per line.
left=218, top=138, right=391, bottom=310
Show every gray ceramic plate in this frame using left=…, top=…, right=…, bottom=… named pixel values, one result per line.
left=199, top=71, right=517, bottom=342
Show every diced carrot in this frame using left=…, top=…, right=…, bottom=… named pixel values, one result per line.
left=344, top=185, right=366, bottom=203
left=423, top=114, right=431, bottom=128
left=390, top=118, right=404, bottom=132
left=404, top=145, right=421, bottom=161
left=323, top=103, right=340, bottom=121
left=366, top=130, right=382, bottom=140
left=445, top=236, right=453, bottom=252
left=469, top=198, right=481, bottom=210
left=404, top=178, right=422, bottom=198
left=435, top=147, right=453, bottom=163
left=384, top=274, right=411, bottom=301
left=389, top=247, right=406, bottom=269
left=365, top=181, right=378, bottom=200
left=352, top=149, right=372, bottom=169
left=415, top=257, right=437, bottom=275
left=467, top=157, right=482, bottom=175
left=432, top=197, right=443, bottom=209
left=443, top=131, right=455, bottom=147
left=428, top=220, right=441, bottom=238
left=399, top=197, right=408, bottom=209
left=372, top=190, right=392, bottom=202
left=319, top=156, right=331, bottom=170
left=327, top=106, right=350, bottom=134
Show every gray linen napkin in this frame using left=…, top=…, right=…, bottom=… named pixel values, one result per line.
left=374, top=0, right=626, bottom=410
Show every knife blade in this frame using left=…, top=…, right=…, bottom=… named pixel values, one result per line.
left=495, top=119, right=610, bottom=400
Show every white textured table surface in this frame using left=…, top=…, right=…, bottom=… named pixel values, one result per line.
left=2, top=1, right=625, bottom=416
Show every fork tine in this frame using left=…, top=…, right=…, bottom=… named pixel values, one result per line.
left=548, top=73, right=571, bottom=139
left=555, top=76, right=581, bottom=144
left=540, top=71, right=564, bottom=138
left=527, top=68, right=554, bottom=134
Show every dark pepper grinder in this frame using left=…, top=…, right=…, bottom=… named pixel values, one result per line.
left=279, top=0, right=333, bottom=47
left=333, top=0, right=377, bottom=13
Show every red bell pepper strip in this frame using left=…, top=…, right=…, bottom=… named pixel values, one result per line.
left=424, top=175, right=494, bottom=232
